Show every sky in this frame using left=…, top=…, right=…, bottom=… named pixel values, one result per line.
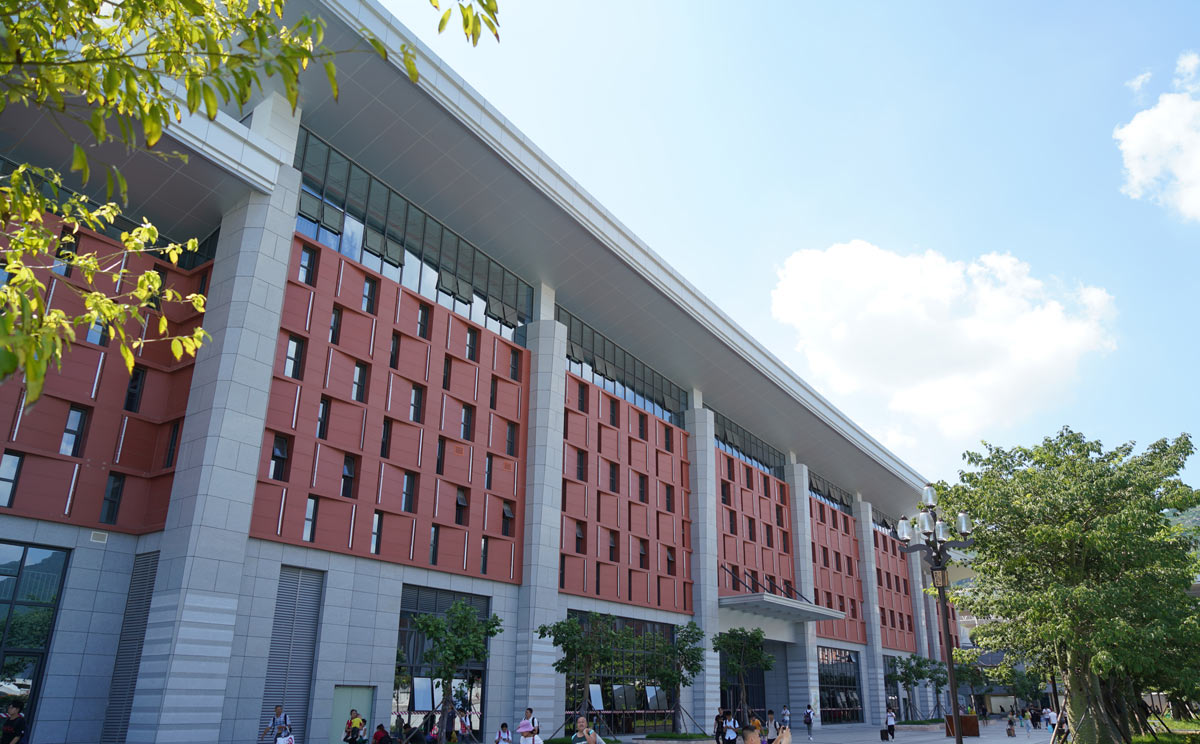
left=383, top=1, right=1200, bottom=485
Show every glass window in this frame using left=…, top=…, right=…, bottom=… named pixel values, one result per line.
left=380, top=418, right=393, bottom=459
left=123, top=367, right=147, bottom=412
left=285, top=336, right=306, bottom=379
left=637, top=413, right=647, bottom=440
left=466, top=328, right=479, bottom=362
left=575, top=450, right=587, bottom=481
left=429, top=525, right=440, bottom=565
left=501, top=501, right=514, bottom=537
left=435, top=438, right=445, bottom=475
left=410, top=385, right=425, bottom=424
left=317, top=397, right=331, bottom=439
left=401, top=472, right=417, bottom=513
left=163, top=421, right=180, bottom=468
left=417, top=303, right=431, bottom=339
left=505, top=422, right=517, bottom=457
left=85, top=321, right=109, bottom=346
left=303, top=496, right=318, bottom=541
left=329, top=306, right=342, bottom=344
left=665, top=547, right=676, bottom=576
left=100, top=473, right=124, bottom=525
left=0, top=452, right=23, bottom=508
left=362, top=276, right=378, bottom=314
left=270, top=435, right=290, bottom=481
left=638, top=539, right=648, bottom=569
left=489, top=376, right=497, bottom=410
left=509, top=349, right=520, bottom=381
left=721, top=480, right=730, bottom=505
left=389, top=333, right=401, bottom=370
left=484, top=454, right=493, bottom=490
left=575, top=522, right=586, bottom=554
left=663, top=425, right=673, bottom=453
left=480, top=536, right=490, bottom=574
left=60, top=406, right=88, bottom=457
left=352, top=362, right=368, bottom=402
left=461, top=405, right=474, bottom=441
left=372, top=511, right=383, bottom=555
left=442, top=356, right=452, bottom=390
left=638, top=474, right=648, bottom=503
left=455, top=488, right=469, bottom=526
left=608, top=462, right=618, bottom=493
left=608, top=531, right=618, bottom=562
left=341, top=454, right=357, bottom=499
left=299, top=246, right=318, bottom=285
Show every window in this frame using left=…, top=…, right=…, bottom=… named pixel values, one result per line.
left=638, top=539, right=648, bottom=569
left=501, top=501, right=514, bottom=537
left=285, top=336, right=306, bottom=379
left=270, top=435, right=291, bottom=480
left=765, top=526, right=774, bottom=548
left=746, top=518, right=756, bottom=541
left=745, top=465, right=753, bottom=484
left=877, top=568, right=883, bottom=585
left=776, top=504, right=784, bottom=527
left=784, top=580, right=794, bottom=598
left=576, top=381, right=588, bottom=413
left=666, top=547, right=676, bottom=576
left=880, top=608, right=887, bottom=627
left=97, top=472, right=125, bottom=524
left=329, top=306, right=342, bottom=344
left=608, top=531, right=618, bottom=562
left=124, top=366, right=147, bottom=412
left=380, top=419, right=393, bottom=458
left=352, top=362, right=368, bottom=402
left=608, top=462, right=619, bottom=493
left=846, top=557, right=853, bottom=575
left=466, top=328, right=479, bottom=362
left=821, top=546, right=829, bottom=567
left=371, top=511, right=383, bottom=554
left=834, top=552, right=842, bottom=572
left=485, top=454, right=494, bottom=489
left=480, top=536, right=490, bottom=574
left=608, top=398, right=618, bottom=427
left=60, top=406, right=88, bottom=457
left=575, top=450, right=587, bottom=481
left=303, top=496, right=318, bottom=541
left=731, top=566, right=740, bottom=588
left=0, top=451, right=23, bottom=507
left=664, top=484, right=675, bottom=513
left=843, top=514, right=850, bottom=532
left=317, top=396, right=331, bottom=439
left=299, top=246, right=318, bottom=285
left=442, top=356, right=452, bottom=390
left=728, top=510, right=737, bottom=535
left=417, top=303, right=431, bottom=339
left=505, top=422, right=517, bottom=456
left=721, top=481, right=730, bottom=505
left=52, top=240, right=72, bottom=277
left=509, top=349, right=521, bottom=381
left=890, top=610, right=897, bottom=628
left=849, top=598, right=858, bottom=619
left=663, top=425, right=673, bottom=453
left=460, top=404, right=475, bottom=441
left=489, top=376, right=498, bottom=409
left=163, top=420, right=180, bottom=468
left=401, top=472, right=417, bottom=512
left=903, top=578, right=909, bottom=595
left=726, top=458, right=734, bottom=481
left=436, top=438, right=445, bottom=475
left=389, top=333, right=400, bottom=369
left=818, top=504, right=825, bottom=522
left=85, top=321, right=109, bottom=346
left=409, top=385, right=425, bottom=424
left=430, top=525, right=440, bottom=565
left=362, top=276, right=378, bottom=314
left=781, top=531, right=790, bottom=554
left=455, top=488, right=469, bottom=526
left=637, top=413, right=647, bottom=440
left=575, top=522, right=586, bottom=554
left=341, top=454, right=357, bottom=499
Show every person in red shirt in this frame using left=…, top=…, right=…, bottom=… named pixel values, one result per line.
left=1, top=701, right=26, bottom=744
left=373, top=724, right=393, bottom=744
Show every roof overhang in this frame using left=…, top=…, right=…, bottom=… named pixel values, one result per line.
left=718, top=592, right=845, bottom=623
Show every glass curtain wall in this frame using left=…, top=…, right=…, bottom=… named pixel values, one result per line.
left=817, top=647, right=863, bottom=723
left=0, top=541, right=69, bottom=720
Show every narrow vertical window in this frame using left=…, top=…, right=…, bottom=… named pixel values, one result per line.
left=666, top=547, right=676, bottom=576
left=637, top=413, right=647, bottom=440
left=460, top=404, right=475, bottom=441
left=389, top=332, right=400, bottom=369
left=409, top=385, right=425, bottom=424
left=501, top=501, right=514, bottom=537
left=726, top=458, right=734, bottom=481
left=509, top=349, right=520, bottom=381
left=380, top=418, right=393, bottom=459
left=776, top=504, right=784, bottom=527
left=746, top=517, right=755, bottom=541
left=480, top=536, right=490, bottom=574
left=465, top=328, right=479, bottom=362
left=574, top=522, right=586, bottom=554
left=0, top=451, right=24, bottom=508
left=86, top=321, right=109, bottom=346
left=575, top=450, right=587, bottom=481
left=100, top=473, right=125, bottom=524
left=638, top=539, right=648, bottom=569
left=341, top=454, right=357, bottom=499
left=60, top=406, right=88, bottom=457
left=638, top=473, right=648, bottom=503
left=505, top=422, right=517, bottom=456
left=729, top=510, right=737, bottom=535
left=417, top=303, right=431, bottom=339
left=485, top=454, right=494, bottom=490
left=401, top=471, right=417, bottom=512
left=269, top=434, right=291, bottom=480
left=765, top=525, right=774, bottom=548
left=429, top=525, right=440, bottom=565
left=163, top=420, right=180, bottom=468
left=442, top=356, right=452, bottom=390
left=608, top=462, right=618, bottom=493
left=436, top=437, right=445, bottom=475
left=124, top=366, right=147, bottom=412
left=371, top=511, right=383, bottom=554
left=362, top=276, right=378, bottom=314
left=663, top=425, right=673, bottom=453
left=576, top=382, right=588, bottom=413
left=489, top=376, right=498, bottom=409
left=454, top=488, right=469, bottom=526
left=317, top=396, right=331, bottom=439
left=608, top=398, right=618, bottom=427
left=299, top=246, right=318, bottom=286
left=148, top=268, right=167, bottom=310
left=285, top=336, right=306, bottom=379
left=352, top=361, right=368, bottom=402
left=329, top=306, right=342, bottom=344
left=608, top=531, right=618, bottom=562
left=664, top=484, right=675, bottom=513
left=303, top=495, right=319, bottom=541
left=721, top=481, right=731, bottom=505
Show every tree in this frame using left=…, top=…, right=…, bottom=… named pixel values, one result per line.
left=413, top=599, right=503, bottom=744
left=0, top=0, right=498, bottom=401
left=953, top=648, right=992, bottom=713
left=926, top=660, right=949, bottom=715
left=538, top=612, right=632, bottom=719
left=712, top=627, right=773, bottom=722
left=645, top=621, right=706, bottom=732
left=886, top=655, right=931, bottom=720
left=938, top=428, right=1200, bottom=744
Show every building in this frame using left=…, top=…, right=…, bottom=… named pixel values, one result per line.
left=0, top=0, right=961, bottom=741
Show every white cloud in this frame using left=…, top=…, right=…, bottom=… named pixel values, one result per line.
left=1126, top=71, right=1152, bottom=93
left=770, top=241, right=1116, bottom=474
left=1114, top=52, right=1200, bottom=221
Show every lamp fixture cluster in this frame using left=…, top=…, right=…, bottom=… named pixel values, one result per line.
left=896, top=485, right=973, bottom=545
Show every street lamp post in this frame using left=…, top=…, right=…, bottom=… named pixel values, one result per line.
left=897, top=485, right=974, bottom=744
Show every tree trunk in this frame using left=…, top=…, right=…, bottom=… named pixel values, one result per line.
left=1065, top=661, right=1125, bottom=744
left=439, top=684, right=454, bottom=744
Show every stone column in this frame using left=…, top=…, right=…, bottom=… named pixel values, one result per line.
left=852, top=497, right=886, bottom=727
left=512, top=283, right=568, bottom=730
left=682, top=393, right=720, bottom=731
left=783, top=457, right=819, bottom=726
left=908, top=551, right=934, bottom=717
left=126, top=93, right=301, bottom=744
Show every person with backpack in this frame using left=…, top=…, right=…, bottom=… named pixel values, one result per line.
left=722, top=710, right=739, bottom=743
left=803, top=705, right=815, bottom=741
left=765, top=710, right=781, bottom=744
left=261, top=705, right=291, bottom=742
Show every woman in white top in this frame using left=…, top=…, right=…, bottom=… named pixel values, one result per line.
left=886, top=709, right=896, bottom=740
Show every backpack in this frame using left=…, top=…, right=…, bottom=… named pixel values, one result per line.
left=804, top=711, right=813, bottom=725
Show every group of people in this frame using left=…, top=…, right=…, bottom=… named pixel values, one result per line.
left=1000, top=706, right=1062, bottom=739
left=715, top=704, right=818, bottom=744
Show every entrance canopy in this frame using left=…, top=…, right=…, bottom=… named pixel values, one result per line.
left=718, top=592, right=845, bottom=623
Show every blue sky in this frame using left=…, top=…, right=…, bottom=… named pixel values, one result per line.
left=384, top=1, right=1200, bottom=485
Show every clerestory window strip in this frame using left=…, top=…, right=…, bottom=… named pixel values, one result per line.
left=708, top=407, right=786, bottom=478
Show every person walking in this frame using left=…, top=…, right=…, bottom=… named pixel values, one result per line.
left=803, top=705, right=815, bottom=742
left=723, top=710, right=740, bottom=744
left=571, top=716, right=597, bottom=744
left=765, top=710, right=781, bottom=744
left=345, top=708, right=366, bottom=743
left=1006, top=712, right=1016, bottom=738
left=1, top=700, right=25, bottom=744
left=713, top=713, right=724, bottom=744
left=521, top=709, right=540, bottom=739
left=886, top=708, right=896, bottom=741
left=1047, top=709, right=1057, bottom=734
left=495, top=722, right=512, bottom=744
left=261, top=705, right=292, bottom=742
left=781, top=706, right=791, bottom=730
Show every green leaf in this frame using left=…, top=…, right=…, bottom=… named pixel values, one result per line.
left=324, top=61, right=338, bottom=101
left=119, top=343, right=135, bottom=374
left=438, top=8, right=452, bottom=33
left=143, top=114, right=163, bottom=148
left=170, top=337, right=183, bottom=360
left=365, top=34, right=388, bottom=61
left=70, top=144, right=89, bottom=184
left=202, top=82, right=218, bottom=120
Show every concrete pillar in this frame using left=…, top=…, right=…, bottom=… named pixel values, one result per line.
left=783, top=457, right=819, bottom=725
left=908, top=550, right=934, bottom=716
left=852, top=498, right=886, bottom=726
left=127, top=93, right=301, bottom=744
left=513, top=282, right=568, bottom=729
left=682, top=393, right=720, bottom=731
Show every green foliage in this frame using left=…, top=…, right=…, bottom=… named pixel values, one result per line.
left=413, top=600, right=502, bottom=744
left=538, top=612, right=633, bottom=714
left=951, top=648, right=992, bottom=697
left=887, top=655, right=943, bottom=715
left=712, top=627, right=772, bottom=718
left=938, top=427, right=1200, bottom=744
left=646, top=621, right=706, bottom=694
